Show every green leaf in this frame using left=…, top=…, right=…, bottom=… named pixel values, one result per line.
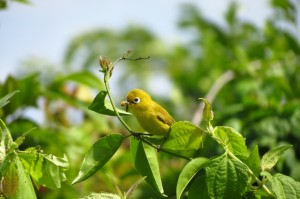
left=262, top=171, right=300, bottom=199
left=261, top=145, right=293, bottom=171
left=130, top=137, right=166, bottom=197
left=199, top=98, right=214, bottom=122
left=206, top=153, right=249, bottom=199
left=88, top=91, right=131, bottom=116
left=0, top=75, right=40, bottom=115
left=176, top=157, right=209, bottom=199
left=1, top=153, right=36, bottom=199
left=162, top=121, right=203, bottom=157
left=0, top=119, right=13, bottom=152
left=213, top=126, right=248, bottom=156
left=0, top=90, right=19, bottom=109
left=1, top=154, right=19, bottom=197
left=19, top=151, right=69, bottom=189
left=78, top=192, right=121, bottom=199
left=246, top=145, right=261, bottom=177
left=188, top=175, right=209, bottom=199
left=72, top=134, right=124, bottom=184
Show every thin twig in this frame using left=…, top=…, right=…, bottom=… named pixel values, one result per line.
left=125, top=56, right=151, bottom=61
left=192, top=70, right=235, bottom=125
left=104, top=75, right=132, bottom=133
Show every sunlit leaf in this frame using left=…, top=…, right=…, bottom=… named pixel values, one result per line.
left=162, top=121, right=203, bottom=157
left=130, top=137, right=166, bottom=197
left=176, top=157, right=209, bottom=199
left=88, top=91, right=131, bottom=116
left=1, top=155, right=19, bottom=197
left=199, top=98, right=214, bottom=122
left=262, top=171, right=300, bottom=199
left=72, top=134, right=124, bottom=184
left=19, top=151, right=69, bottom=189
left=206, top=153, right=249, bottom=199
left=1, top=153, right=36, bottom=199
left=0, top=119, right=13, bottom=152
left=0, top=90, right=19, bottom=109
left=246, top=145, right=261, bottom=176
left=213, top=126, right=247, bottom=156
left=261, top=145, right=292, bottom=171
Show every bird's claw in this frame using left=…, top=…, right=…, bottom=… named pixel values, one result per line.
left=131, top=131, right=152, bottom=140
left=156, top=145, right=161, bottom=152
left=131, top=132, right=143, bottom=140
left=156, top=136, right=168, bottom=152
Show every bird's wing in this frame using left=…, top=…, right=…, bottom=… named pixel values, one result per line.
left=154, top=104, right=175, bottom=126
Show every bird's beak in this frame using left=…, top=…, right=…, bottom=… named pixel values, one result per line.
left=121, top=100, right=131, bottom=112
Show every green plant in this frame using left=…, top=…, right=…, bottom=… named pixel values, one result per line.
left=0, top=91, right=69, bottom=199
left=1, top=1, right=299, bottom=198
left=73, top=52, right=300, bottom=198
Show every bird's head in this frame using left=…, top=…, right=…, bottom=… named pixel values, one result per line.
left=121, top=89, right=151, bottom=111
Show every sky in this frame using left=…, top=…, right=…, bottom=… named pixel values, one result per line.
left=0, top=0, right=272, bottom=81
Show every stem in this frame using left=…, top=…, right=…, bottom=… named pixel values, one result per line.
left=102, top=53, right=136, bottom=130
left=104, top=75, right=132, bottom=133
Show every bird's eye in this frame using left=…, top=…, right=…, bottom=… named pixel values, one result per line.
left=133, top=97, right=140, bottom=104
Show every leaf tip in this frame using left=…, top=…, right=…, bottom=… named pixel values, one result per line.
left=71, top=172, right=84, bottom=185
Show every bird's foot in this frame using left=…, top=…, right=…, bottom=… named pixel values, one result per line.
left=131, top=132, right=142, bottom=140
left=131, top=132, right=152, bottom=140
left=156, top=136, right=168, bottom=152
left=156, top=145, right=161, bottom=152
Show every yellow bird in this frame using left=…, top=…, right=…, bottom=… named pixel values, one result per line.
left=121, top=89, right=175, bottom=137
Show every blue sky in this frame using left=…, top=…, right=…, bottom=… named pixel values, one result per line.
left=0, top=0, right=272, bottom=81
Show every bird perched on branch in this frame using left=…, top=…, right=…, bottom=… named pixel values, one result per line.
left=121, top=89, right=175, bottom=138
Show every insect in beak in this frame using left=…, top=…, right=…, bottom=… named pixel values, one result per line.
left=121, top=100, right=131, bottom=112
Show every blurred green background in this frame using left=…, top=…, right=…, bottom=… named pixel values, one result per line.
left=1, top=0, right=300, bottom=198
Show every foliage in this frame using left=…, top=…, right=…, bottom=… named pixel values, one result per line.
left=72, top=134, right=124, bottom=184
left=172, top=2, right=300, bottom=182
left=0, top=0, right=299, bottom=198
left=0, top=92, right=68, bottom=198
left=72, top=53, right=299, bottom=198
left=0, top=71, right=113, bottom=198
